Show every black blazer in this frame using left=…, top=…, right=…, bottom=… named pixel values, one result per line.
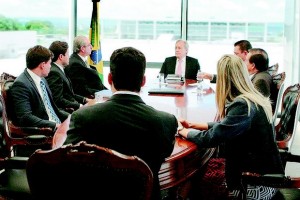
left=64, top=94, right=177, bottom=200
left=187, top=98, right=283, bottom=189
left=9, top=69, right=69, bottom=130
left=160, top=56, right=200, bottom=80
left=46, top=63, right=85, bottom=111
left=65, top=53, right=107, bottom=98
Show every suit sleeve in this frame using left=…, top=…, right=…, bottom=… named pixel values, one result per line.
left=187, top=100, right=252, bottom=147
left=160, top=58, right=168, bottom=76
left=46, top=71, right=81, bottom=109
left=211, top=74, right=217, bottom=83
left=195, top=59, right=201, bottom=72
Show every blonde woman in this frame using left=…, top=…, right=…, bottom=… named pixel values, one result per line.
left=178, top=54, right=283, bottom=199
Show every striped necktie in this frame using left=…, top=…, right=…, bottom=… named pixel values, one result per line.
left=40, top=80, right=61, bottom=124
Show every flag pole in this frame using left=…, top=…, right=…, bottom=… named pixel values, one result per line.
left=88, top=0, right=104, bottom=81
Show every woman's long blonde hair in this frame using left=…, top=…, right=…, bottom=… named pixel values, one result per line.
left=215, top=54, right=272, bottom=123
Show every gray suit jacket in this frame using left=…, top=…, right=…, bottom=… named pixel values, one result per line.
left=251, top=71, right=272, bottom=97
left=210, top=71, right=272, bottom=98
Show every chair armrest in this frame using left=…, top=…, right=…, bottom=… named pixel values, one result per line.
left=242, top=172, right=291, bottom=188
left=0, top=157, right=28, bottom=170
left=286, top=152, right=300, bottom=163
left=277, top=137, right=291, bottom=150
left=8, top=121, right=53, bottom=137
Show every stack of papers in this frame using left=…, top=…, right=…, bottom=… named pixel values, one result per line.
left=165, top=74, right=184, bottom=84
left=148, top=87, right=185, bottom=94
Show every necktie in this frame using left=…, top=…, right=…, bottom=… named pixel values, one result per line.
left=176, top=59, right=182, bottom=76
left=40, top=80, right=61, bottom=124
left=85, top=60, right=90, bottom=68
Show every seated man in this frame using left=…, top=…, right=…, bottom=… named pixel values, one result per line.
left=9, top=45, right=69, bottom=132
left=245, top=48, right=272, bottom=98
left=65, top=35, right=107, bottom=98
left=160, top=39, right=200, bottom=80
left=46, top=41, right=92, bottom=113
left=64, top=47, right=177, bottom=200
left=200, top=39, right=252, bottom=83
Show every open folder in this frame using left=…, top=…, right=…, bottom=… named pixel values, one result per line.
left=148, top=87, right=185, bottom=94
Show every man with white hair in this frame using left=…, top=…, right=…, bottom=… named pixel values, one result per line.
left=65, top=35, right=107, bottom=98
left=160, top=39, right=200, bottom=80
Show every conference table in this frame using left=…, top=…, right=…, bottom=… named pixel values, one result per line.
left=52, top=79, right=217, bottom=197
left=141, top=79, right=217, bottom=190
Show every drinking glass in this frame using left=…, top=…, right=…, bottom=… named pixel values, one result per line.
left=196, top=70, right=204, bottom=95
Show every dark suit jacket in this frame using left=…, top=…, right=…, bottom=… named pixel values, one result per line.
left=65, top=53, right=107, bottom=98
left=251, top=71, right=272, bottom=98
left=46, top=63, right=85, bottom=111
left=64, top=94, right=177, bottom=200
left=160, top=56, right=200, bottom=80
left=210, top=74, right=217, bottom=83
left=9, top=69, right=69, bottom=130
left=187, top=98, right=284, bottom=189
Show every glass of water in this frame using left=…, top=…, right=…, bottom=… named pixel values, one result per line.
left=158, top=73, right=164, bottom=87
left=196, top=70, right=204, bottom=95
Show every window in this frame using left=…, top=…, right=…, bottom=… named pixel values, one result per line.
left=0, top=0, right=296, bottom=84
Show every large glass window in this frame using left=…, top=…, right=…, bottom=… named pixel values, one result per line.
left=0, top=0, right=296, bottom=83
left=0, top=0, right=69, bottom=76
left=77, top=0, right=181, bottom=63
left=188, top=0, right=285, bottom=76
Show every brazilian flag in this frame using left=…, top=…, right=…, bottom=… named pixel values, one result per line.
left=88, top=0, right=104, bottom=81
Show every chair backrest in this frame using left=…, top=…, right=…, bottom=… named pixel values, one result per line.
left=26, top=141, right=154, bottom=200
left=275, top=83, right=300, bottom=147
left=1, top=79, right=15, bottom=121
left=285, top=99, right=300, bottom=152
left=0, top=72, right=16, bottom=86
left=270, top=72, right=286, bottom=114
left=267, top=63, right=279, bottom=76
left=272, top=81, right=285, bottom=127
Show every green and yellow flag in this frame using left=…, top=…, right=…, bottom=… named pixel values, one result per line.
left=88, top=0, right=103, bottom=81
